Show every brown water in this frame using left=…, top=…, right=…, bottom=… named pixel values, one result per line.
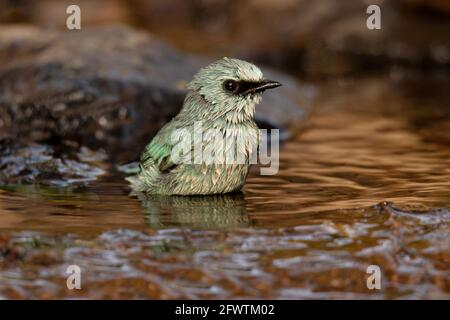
left=0, top=76, right=449, bottom=299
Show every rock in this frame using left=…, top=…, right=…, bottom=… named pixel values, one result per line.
left=0, top=25, right=197, bottom=162
left=0, top=25, right=313, bottom=184
left=0, top=138, right=106, bottom=186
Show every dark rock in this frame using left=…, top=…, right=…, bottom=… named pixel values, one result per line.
left=0, top=138, right=106, bottom=186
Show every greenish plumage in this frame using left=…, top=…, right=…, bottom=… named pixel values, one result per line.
left=127, top=57, right=280, bottom=195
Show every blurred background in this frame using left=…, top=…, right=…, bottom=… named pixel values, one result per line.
left=1, top=0, right=450, bottom=76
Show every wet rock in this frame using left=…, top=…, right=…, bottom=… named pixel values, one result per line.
left=0, top=139, right=106, bottom=186
left=0, top=25, right=313, bottom=166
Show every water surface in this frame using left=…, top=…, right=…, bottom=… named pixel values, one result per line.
left=0, top=76, right=449, bottom=299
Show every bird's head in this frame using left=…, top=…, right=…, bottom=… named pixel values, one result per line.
left=186, top=57, right=281, bottom=123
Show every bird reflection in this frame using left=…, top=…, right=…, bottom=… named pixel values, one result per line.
left=135, top=192, right=250, bottom=229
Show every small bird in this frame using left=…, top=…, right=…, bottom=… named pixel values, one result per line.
left=127, top=57, right=281, bottom=195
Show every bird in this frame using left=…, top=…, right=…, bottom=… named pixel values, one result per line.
left=126, top=57, right=281, bottom=195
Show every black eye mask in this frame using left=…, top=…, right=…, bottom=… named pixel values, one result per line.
left=223, top=79, right=281, bottom=95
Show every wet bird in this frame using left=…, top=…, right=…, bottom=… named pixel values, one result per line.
left=127, top=57, right=281, bottom=195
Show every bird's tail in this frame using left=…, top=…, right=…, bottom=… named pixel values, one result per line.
left=125, top=160, right=160, bottom=193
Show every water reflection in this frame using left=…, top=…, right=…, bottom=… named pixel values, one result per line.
left=136, top=192, right=250, bottom=229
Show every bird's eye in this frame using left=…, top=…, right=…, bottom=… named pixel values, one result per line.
left=223, top=80, right=239, bottom=93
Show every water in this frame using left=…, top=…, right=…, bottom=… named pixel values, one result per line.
left=0, top=76, right=449, bottom=299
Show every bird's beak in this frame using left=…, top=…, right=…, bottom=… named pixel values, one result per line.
left=241, top=79, right=282, bottom=95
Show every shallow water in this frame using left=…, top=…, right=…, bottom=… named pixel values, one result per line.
left=0, top=75, right=449, bottom=299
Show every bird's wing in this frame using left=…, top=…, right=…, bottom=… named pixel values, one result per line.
left=139, top=120, right=190, bottom=173
left=140, top=137, right=175, bottom=173
left=140, top=142, right=173, bottom=172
